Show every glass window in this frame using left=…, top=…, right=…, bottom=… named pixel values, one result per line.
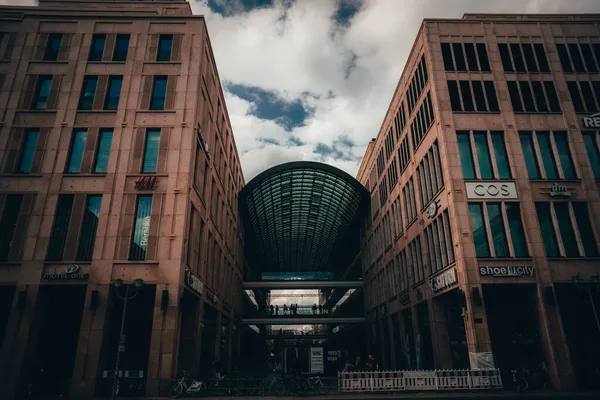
left=520, top=132, right=541, bottom=179
left=556, top=44, right=572, bottom=73
left=510, top=44, right=526, bottom=72
left=474, top=131, right=493, bottom=179
left=476, top=43, right=491, bottom=71
left=535, top=202, right=559, bottom=257
left=459, top=80, right=474, bottom=111
left=582, top=132, right=600, bottom=179
left=447, top=80, right=462, bottom=111
left=77, top=195, right=102, bottom=261
left=0, top=195, right=23, bottom=261
left=522, top=43, right=538, bottom=72
left=47, top=194, right=74, bottom=261
left=567, top=81, right=584, bottom=112
left=491, top=131, right=511, bottom=179
left=150, top=75, right=167, bottom=110
left=457, top=131, right=476, bottom=179
left=568, top=44, right=585, bottom=73
left=469, top=203, right=490, bottom=257
left=505, top=203, right=529, bottom=257
left=79, top=76, right=97, bottom=110
left=66, top=128, right=87, bottom=173
left=534, top=44, right=550, bottom=72
left=507, top=81, right=523, bottom=112
left=130, top=195, right=153, bottom=260
left=0, top=33, right=4, bottom=48
left=452, top=43, right=466, bottom=71
left=536, top=132, right=558, bottom=179
left=572, top=203, right=599, bottom=257
left=441, top=43, right=454, bottom=71
left=104, top=76, right=122, bottom=110
left=89, top=34, right=106, bottom=61
left=471, top=81, right=487, bottom=111
left=487, top=203, right=509, bottom=257
left=579, top=81, right=598, bottom=112
left=498, top=43, right=513, bottom=72
left=544, top=81, right=561, bottom=112
left=142, top=128, right=160, bottom=173
left=464, top=43, right=478, bottom=71
left=484, top=81, right=499, bottom=112
left=554, top=132, right=576, bottom=179
left=113, top=34, right=130, bottom=61
left=554, top=202, right=579, bottom=257
left=519, top=81, right=535, bottom=112
left=43, top=33, right=62, bottom=61
left=157, top=34, right=173, bottom=61
left=94, top=128, right=113, bottom=173
left=580, top=43, right=598, bottom=73
left=33, top=76, right=52, bottom=110
left=18, top=129, right=39, bottom=173
left=531, top=81, right=548, bottom=112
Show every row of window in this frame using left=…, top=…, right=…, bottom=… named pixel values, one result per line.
left=378, top=179, right=388, bottom=208
left=410, top=91, right=435, bottom=150
left=520, top=131, right=576, bottom=180
left=507, top=80, right=561, bottom=113
left=397, top=135, right=411, bottom=173
left=583, top=131, right=600, bottom=179
left=393, top=101, right=407, bottom=141
left=498, top=43, right=550, bottom=74
left=416, top=140, right=444, bottom=210
left=407, top=55, right=429, bottom=114
left=387, top=158, right=398, bottom=190
left=441, top=42, right=491, bottom=72
left=402, top=177, right=418, bottom=225
left=469, top=202, right=528, bottom=258
left=557, top=43, right=600, bottom=74
left=447, top=80, right=499, bottom=112
left=457, top=130, right=511, bottom=180
left=567, top=80, right=600, bottom=113
left=424, top=210, right=455, bottom=275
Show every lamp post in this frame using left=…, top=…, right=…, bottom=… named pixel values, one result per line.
left=111, top=278, right=145, bottom=400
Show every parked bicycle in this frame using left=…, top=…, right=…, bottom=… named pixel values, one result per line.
left=304, top=375, right=330, bottom=395
left=511, top=369, right=529, bottom=393
left=274, top=373, right=308, bottom=396
left=169, top=370, right=207, bottom=398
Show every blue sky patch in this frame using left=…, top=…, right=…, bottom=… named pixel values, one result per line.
left=313, top=136, right=356, bottom=161
left=334, top=0, right=363, bottom=25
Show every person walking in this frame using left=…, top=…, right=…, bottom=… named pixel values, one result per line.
left=283, top=304, right=288, bottom=315
left=312, top=303, right=318, bottom=315
left=275, top=304, right=279, bottom=316
left=270, top=304, right=274, bottom=315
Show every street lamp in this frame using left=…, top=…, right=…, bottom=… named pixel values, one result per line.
left=111, top=278, right=145, bottom=400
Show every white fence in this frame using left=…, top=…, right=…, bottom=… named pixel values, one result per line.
left=338, top=369, right=503, bottom=392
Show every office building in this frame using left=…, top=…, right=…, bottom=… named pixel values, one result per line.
left=0, top=0, right=244, bottom=398
left=357, top=14, right=600, bottom=391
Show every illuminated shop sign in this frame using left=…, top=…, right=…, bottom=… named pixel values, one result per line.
left=465, top=182, right=518, bottom=200
left=581, top=113, right=600, bottom=129
left=479, top=265, right=534, bottom=277
left=429, top=267, right=458, bottom=293
left=547, top=183, right=572, bottom=198
left=43, top=264, right=89, bottom=280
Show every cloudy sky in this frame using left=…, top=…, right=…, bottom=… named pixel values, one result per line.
left=3, top=0, right=600, bottom=181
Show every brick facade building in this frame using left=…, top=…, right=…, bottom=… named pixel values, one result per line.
left=358, top=14, right=600, bottom=391
left=0, top=0, right=244, bottom=398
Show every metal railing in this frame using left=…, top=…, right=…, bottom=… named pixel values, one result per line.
left=338, top=369, right=503, bottom=392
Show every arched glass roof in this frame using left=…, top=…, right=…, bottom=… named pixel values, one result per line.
left=239, top=161, right=370, bottom=276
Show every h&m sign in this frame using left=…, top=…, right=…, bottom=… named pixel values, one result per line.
left=580, top=113, right=600, bottom=129
left=429, top=267, right=458, bottom=293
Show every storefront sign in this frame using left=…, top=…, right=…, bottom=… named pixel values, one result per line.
left=479, top=265, right=534, bottom=277
left=430, top=267, right=458, bottom=292
left=399, top=293, right=411, bottom=305
left=465, top=182, right=517, bottom=200
left=310, top=347, right=324, bottom=374
left=43, top=264, right=89, bottom=280
left=134, top=176, right=159, bottom=190
left=581, top=113, right=600, bottom=129
left=327, top=350, right=342, bottom=362
left=185, top=269, right=203, bottom=295
left=548, top=183, right=571, bottom=198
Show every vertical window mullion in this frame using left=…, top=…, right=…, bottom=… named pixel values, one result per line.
left=469, top=131, right=481, bottom=179
left=501, top=204, right=515, bottom=257
left=486, top=132, right=499, bottom=179
left=549, top=203, right=566, bottom=257
left=530, top=132, right=546, bottom=179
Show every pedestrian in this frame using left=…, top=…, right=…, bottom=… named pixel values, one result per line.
left=275, top=304, right=279, bottom=315
left=283, top=304, right=288, bottom=315
left=312, top=303, right=317, bottom=315
left=318, top=304, right=323, bottom=314
left=354, top=356, right=362, bottom=371
left=270, top=304, right=274, bottom=315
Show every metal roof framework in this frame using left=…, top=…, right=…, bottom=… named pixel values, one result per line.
left=239, top=162, right=369, bottom=276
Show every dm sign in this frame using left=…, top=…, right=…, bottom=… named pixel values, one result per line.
left=43, top=264, right=89, bottom=280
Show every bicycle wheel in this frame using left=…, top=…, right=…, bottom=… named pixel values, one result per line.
left=169, top=382, right=183, bottom=398
left=274, top=379, right=286, bottom=396
left=517, top=377, right=528, bottom=393
left=316, top=379, right=330, bottom=395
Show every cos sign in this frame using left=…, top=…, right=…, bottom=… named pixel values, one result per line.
left=465, top=182, right=518, bottom=200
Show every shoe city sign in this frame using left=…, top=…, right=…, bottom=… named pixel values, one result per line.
left=580, top=113, right=600, bottom=129
left=43, top=264, right=89, bottom=280
left=479, top=265, right=534, bottom=277
left=465, top=182, right=518, bottom=200
left=430, top=267, right=458, bottom=293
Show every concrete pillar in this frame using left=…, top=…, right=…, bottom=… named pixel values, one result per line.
left=213, top=308, right=222, bottom=360
left=429, top=298, right=453, bottom=369
left=0, top=284, right=40, bottom=400
left=464, top=285, right=493, bottom=368
left=70, top=284, right=111, bottom=399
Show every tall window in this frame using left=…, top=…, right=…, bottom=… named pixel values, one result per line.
left=507, top=80, right=561, bottom=113
left=498, top=43, right=550, bottom=73
left=518, top=131, right=577, bottom=180
left=47, top=194, right=74, bottom=261
left=566, top=80, right=600, bottom=113
left=94, top=128, right=113, bottom=173
left=425, top=209, right=455, bottom=275
left=113, top=34, right=130, bottom=61
left=535, top=202, right=598, bottom=258
left=32, top=75, right=52, bottom=110
left=104, top=76, right=122, bottom=110
left=397, top=135, right=411, bottom=173
left=66, top=128, right=87, bottom=173
left=157, top=34, right=173, bottom=61
left=403, top=178, right=418, bottom=224
left=417, top=141, right=444, bottom=209
left=441, top=42, right=490, bottom=72
left=0, top=195, right=23, bottom=261
left=447, top=80, right=499, bottom=112
left=150, top=76, right=167, bottom=110
left=142, top=128, right=161, bottom=173
left=582, top=131, right=600, bottom=179
left=556, top=43, right=600, bottom=73
left=407, top=55, right=428, bottom=113
left=77, top=195, right=102, bottom=261
left=409, top=236, right=424, bottom=284
left=410, top=91, right=435, bottom=150
left=18, top=129, right=40, bottom=173
left=397, top=250, right=409, bottom=292
left=89, top=34, right=106, bottom=61
left=457, top=131, right=511, bottom=179
left=469, top=202, right=529, bottom=258
left=130, top=195, right=153, bottom=260
left=43, top=33, right=62, bottom=61
left=79, top=76, right=97, bottom=110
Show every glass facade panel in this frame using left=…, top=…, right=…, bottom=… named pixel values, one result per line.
left=487, top=203, right=509, bottom=257
left=18, top=129, right=39, bottom=173
left=142, top=129, right=160, bottom=173
left=66, top=128, right=87, bottom=173
left=469, top=203, right=490, bottom=257
left=113, top=34, right=130, bottom=61
left=157, top=35, right=173, bottom=61
left=582, top=132, right=600, bottom=179
left=505, top=203, right=529, bottom=257
left=572, top=203, right=599, bottom=257
left=457, top=131, right=476, bottom=179
left=77, top=195, right=102, bottom=261
left=474, top=131, right=493, bottom=179
left=130, top=195, right=153, bottom=260
left=536, top=132, right=558, bottom=179
left=553, top=132, right=576, bottom=179
left=47, top=195, right=74, bottom=261
left=79, top=76, right=97, bottom=110
left=150, top=76, right=167, bottom=110
left=0, top=195, right=23, bottom=261
left=535, top=202, right=559, bottom=257
left=519, top=132, right=541, bottom=179
left=491, top=132, right=511, bottom=179
left=89, top=34, right=106, bottom=61
left=33, top=76, right=52, bottom=110
left=94, top=128, right=113, bottom=173
left=554, top=202, right=579, bottom=257
left=476, top=43, right=491, bottom=71
left=44, top=33, right=62, bottom=61
left=104, top=76, right=122, bottom=110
